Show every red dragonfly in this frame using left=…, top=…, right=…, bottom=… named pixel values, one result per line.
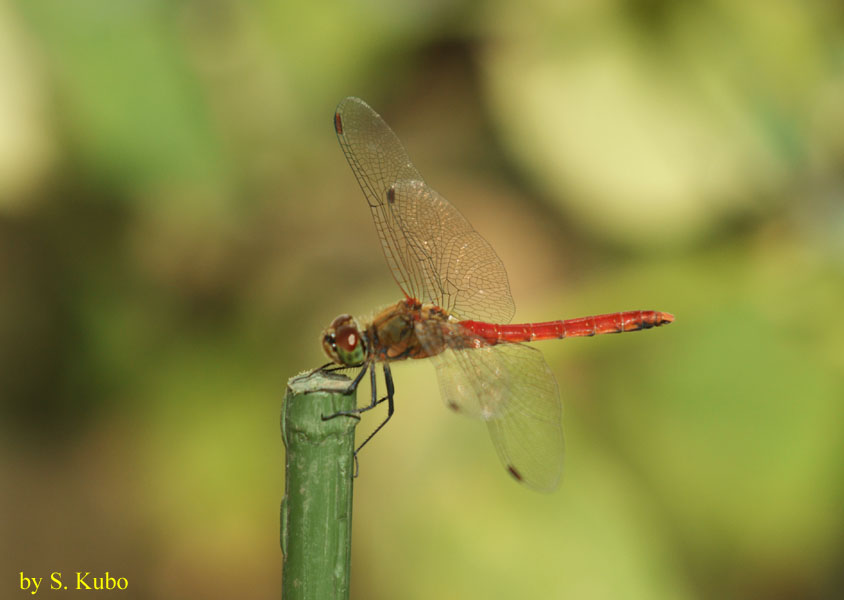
left=322, top=97, right=673, bottom=491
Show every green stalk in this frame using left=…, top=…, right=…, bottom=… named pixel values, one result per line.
left=281, top=369, right=358, bottom=600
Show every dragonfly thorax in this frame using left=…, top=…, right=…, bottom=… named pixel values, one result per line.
left=322, top=313, right=368, bottom=367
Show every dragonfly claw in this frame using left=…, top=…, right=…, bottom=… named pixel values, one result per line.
left=321, top=410, right=362, bottom=422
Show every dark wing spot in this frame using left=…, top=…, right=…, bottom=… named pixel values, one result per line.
left=386, top=186, right=395, bottom=204
left=334, top=113, right=343, bottom=134
left=447, top=401, right=460, bottom=413
left=507, top=465, right=523, bottom=482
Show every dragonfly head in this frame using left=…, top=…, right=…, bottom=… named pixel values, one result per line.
left=322, top=314, right=367, bottom=367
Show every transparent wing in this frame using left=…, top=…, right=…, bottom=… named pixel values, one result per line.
left=334, top=97, right=515, bottom=323
left=417, top=321, right=564, bottom=491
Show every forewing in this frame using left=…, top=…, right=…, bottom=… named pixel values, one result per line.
left=334, top=97, right=515, bottom=323
left=389, top=180, right=515, bottom=323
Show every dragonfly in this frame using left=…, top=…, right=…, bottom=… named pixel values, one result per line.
left=321, top=96, right=674, bottom=491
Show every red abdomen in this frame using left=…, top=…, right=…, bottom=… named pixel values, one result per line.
left=460, top=310, right=675, bottom=344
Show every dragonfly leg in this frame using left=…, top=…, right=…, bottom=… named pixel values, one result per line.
left=323, top=361, right=390, bottom=418
left=308, top=361, right=336, bottom=376
left=344, top=360, right=370, bottom=396
left=352, top=362, right=395, bottom=455
left=321, top=362, right=371, bottom=423
left=321, top=362, right=396, bottom=480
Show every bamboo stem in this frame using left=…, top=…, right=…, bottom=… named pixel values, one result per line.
left=281, top=369, right=358, bottom=600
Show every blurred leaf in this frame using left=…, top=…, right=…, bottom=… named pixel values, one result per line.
left=481, top=1, right=842, bottom=246
left=0, top=2, right=53, bottom=207
left=16, top=0, right=230, bottom=201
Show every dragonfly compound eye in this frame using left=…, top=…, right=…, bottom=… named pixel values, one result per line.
left=335, top=324, right=359, bottom=352
left=334, top=323, right=366, bottom=366
left=321, top=314, right=366, bottom=366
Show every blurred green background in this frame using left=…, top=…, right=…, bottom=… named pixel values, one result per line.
left=2, top=0, right=842, bottom=598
